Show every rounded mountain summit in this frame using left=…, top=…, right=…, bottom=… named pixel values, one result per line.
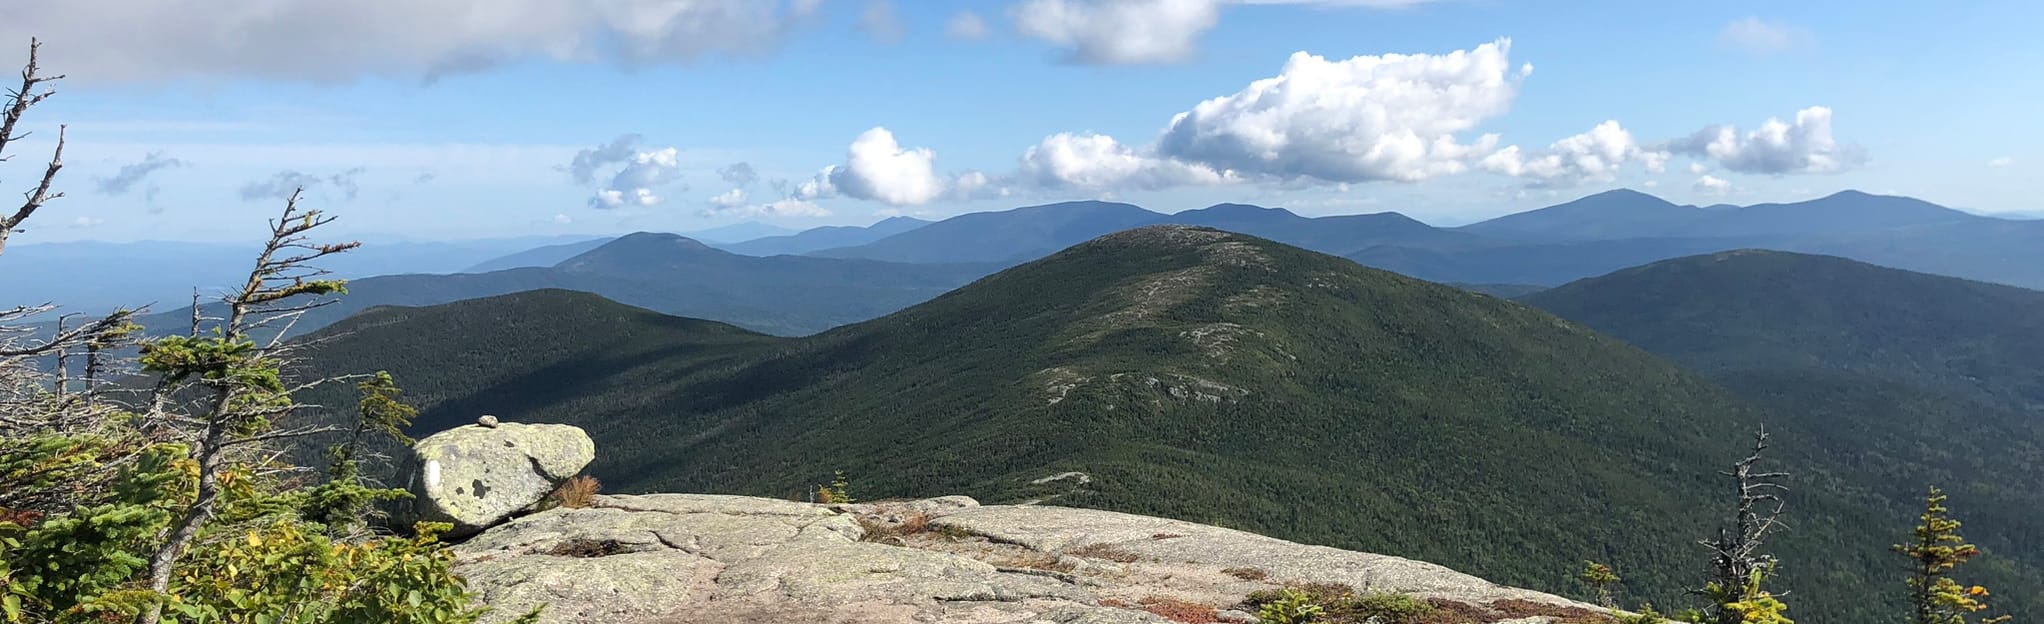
left=301, top=225, right=1761, bottom=608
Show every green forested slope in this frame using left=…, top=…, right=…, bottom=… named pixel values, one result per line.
left=295, top=229, right=2023, bottom=622
left=1525, top=249, right=2044, bottom=620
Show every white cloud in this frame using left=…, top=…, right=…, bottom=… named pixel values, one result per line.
left=703, top=197, right=832, bottom=218
left=824, top=127, right=948, bottom=206
left=1156, top=39, right=1526, bottom=183
left=1693, top=174, right=1732, bottom=196
left=568, top=134, right=647, bottom=184
left=718, top=162, right=760, bottom=187
left=1718, top=17, right=1809, bottom=56
left=1988, top=157, right=2014, bottom=168
left=4, top=0, right=827, bottom=83
left=553, top=213, right=574, bottom=224
left=70, top=216, right=105, bottom=228
left=593, top=188, right=660, bottom=208
left=946, top=11, right=992, bottom=40
left=1011, top=0, right=1222, bottom=64
left=95, top=151, right=187, bottom=195
left=1019, top=132, right=1233, bottom=189
left=1007, top=0, right=1444, bottom=64
left=860, top=0, right=906, bottom=43
left=239, top=169, right=357, bottom=201
left=569, top=136, right=686, bottom=209
left=1667, top=106, right=1864, bottom=175
left=1478, top=120, right=1667, bottom=186
left=708, top=188, right=750, bottom=209
left=793, top=166, right=840, bottom=201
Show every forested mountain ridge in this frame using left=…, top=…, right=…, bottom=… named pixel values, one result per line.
left=283, top=225, right=2040, bottom=622
left=1525, top=249, right=2044, bottom=620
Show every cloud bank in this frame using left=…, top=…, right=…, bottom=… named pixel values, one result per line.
left=4, top=0, right=826, bottom=83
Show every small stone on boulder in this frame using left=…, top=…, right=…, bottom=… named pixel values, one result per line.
left=477, top=414, right=500, bottom=428
left=404, top=421, right=593, bottom=536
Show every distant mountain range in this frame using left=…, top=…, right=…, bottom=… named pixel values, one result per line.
left=22, top=188, right=2041, bottom=337
left=716, top=216, right=931, bottom=256
left=800, top=189, right=2044, bottom=292
left=289, top=228, right=2044, bottom=622
left=1, top=234, right=606, bottom=312
left=675, top=221, right=799, bottom=243
left=117, top=232, right=998, bottom=338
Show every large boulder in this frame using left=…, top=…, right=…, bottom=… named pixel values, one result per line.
left=403, top=419, right=594, bottom=536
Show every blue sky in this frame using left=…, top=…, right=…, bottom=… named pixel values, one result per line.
left=5, top=0, right=2037, bottom=242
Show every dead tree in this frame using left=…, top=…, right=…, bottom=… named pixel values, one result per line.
left=0, top=38, right=66, bottom=257
left=1697, top=427, right=1791, bottom=624
left=0, top=38, right=137, bottom=433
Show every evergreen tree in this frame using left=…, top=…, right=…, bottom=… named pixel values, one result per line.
left=1896, top=487, right=2009, bottom=624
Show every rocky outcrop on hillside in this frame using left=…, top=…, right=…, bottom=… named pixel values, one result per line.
left=450, top=494, right=1624, bottom=624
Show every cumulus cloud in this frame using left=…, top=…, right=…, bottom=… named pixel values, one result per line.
left=792, top=167, right=840, bottom=201
left=718, top=162, right=760, bottom=187
left=946, top=11, right=991, bottom=40
left=708, top=188, right=751, bottom=209
left=1667, top=106, right=1864, bottom=175
left=239, top=170, right=326, bottom=201
left=568, top=134, right=645, bottom=184
left=95, top=152, right=186, bottom=195
left=4, top=0, right=827, bottom=83
left=1718, top=18, right=1809, bottom=56
left=1156, top=39, right=1527, bottom=183
left=568, top=135, right=687, bottom=208
left=1019, top=132, right=1233, bottom=190
left=860, top=0, right=906, bottom=43
left=1988, top=157, right=2013, bottom=168
left=70, top=216, right=105, bottom=229
left=1478, top=121, right=1667, bottom=186
left=553, top=213, right=574, bottom=225
left=1011, top=0, right=1222, bottom=64
left=1693, top=174, right=1732, bottom=195
left=824, top=127, right=948, bottom=206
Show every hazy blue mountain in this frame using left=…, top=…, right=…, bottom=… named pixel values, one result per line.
left=0, top=235, right=602, bottom=312
left=1346, top=237, right=1757, bottom=287
left=115, top=232, right=1000, bottom=339
left=1678, top=190, right=1977, bottom=238
left=1455, top=188, right=1695, bottom=242
left=677, top=222, right=799, bottom=243
left=1161, top=203, right=1493, bottom=255
left=718, top=216, right=931, bottom=256
left=1349, top=189, right=2044, bottom=289
left=810, top=200, right=1165, bottom=263
left=463, top=237, right=616, bottom=272
left=1461, top=189, right=1983, bottom=242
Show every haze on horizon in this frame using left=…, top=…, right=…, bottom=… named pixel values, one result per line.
left=4, top=0, right=2037, bottom=243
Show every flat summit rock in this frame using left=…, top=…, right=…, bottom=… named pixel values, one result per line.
left=405, top=421, right=594, bottom=536
left=454, top=494, right=1641, bottom=624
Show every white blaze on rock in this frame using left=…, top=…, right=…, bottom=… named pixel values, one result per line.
left=404, top=420, right=594, bottom=537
